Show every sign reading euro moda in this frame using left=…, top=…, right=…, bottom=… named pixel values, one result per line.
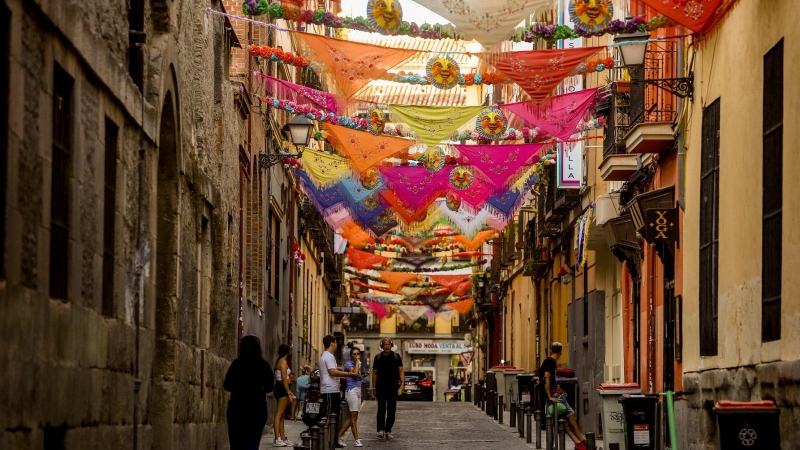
left=406, top=341, right=466, bottom=354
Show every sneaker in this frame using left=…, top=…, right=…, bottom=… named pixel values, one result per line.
left=282, top=439, right=293, bottom=447
left=385, top=432, right=394, bottom=440
left=377, top=431, right=385, bottom=439
left=354, top=439, right=363, bottom=447
left=574, top=442, right=586, bottom=450
left=337, top=437, right=347, bottom=447
left=272, top=439, right=287, bottom=447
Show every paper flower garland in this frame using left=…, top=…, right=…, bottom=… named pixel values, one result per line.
left=569, top=0, right=614, bottom=34
left=450, top=166, right=474, bottom=191
left=476, top=107, right=509, bottom=141
left=292, top=241, right=307, bottom=267
left=422, top=147, right=446, bottom=173
left=446, top=192, right=461, bottom=211
left=368, top=108, right=386, bottom=136
left=367, top=0, right=404, bottom=35
left=426, top=55, right=461, bottom=90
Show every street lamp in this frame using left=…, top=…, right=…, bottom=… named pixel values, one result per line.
left=258, top=114, right=314, bottom=170
left=614, top=30, right=694, bottom=100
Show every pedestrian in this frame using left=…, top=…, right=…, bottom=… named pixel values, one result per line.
left=338, top=348, right=364, bottom=447
left=371, top=338, right=404, bottom=440
left=272, top=343, right=295, bottom=447
left=285, top=372, right=297, bottom=420
left=319, top=335, right=358, bottom=424
left=293, top=366, right=311, bottom=420
left=538, top=342, right=590, bottom=450
left=223, top=335, right=274, bottom=450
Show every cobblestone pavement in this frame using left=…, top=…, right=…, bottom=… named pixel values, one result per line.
left=261, top=399, right=590, bottom=449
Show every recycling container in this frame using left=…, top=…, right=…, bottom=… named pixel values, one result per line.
left=598, top=383, right=641, bottom=450
left=516, top=374, right=537, bottom=408
left=714, top=400, right=780, bottom=449
left=619, top=395, right=658, bottom=449
left=498, top=368, right=525, bottom=408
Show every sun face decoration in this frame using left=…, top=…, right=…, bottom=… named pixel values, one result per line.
left=360, top=168, right=381, bottom=190
left=476, top=107, right=508, bottom=141
left=449, top=166, right=474, bottom=191
left=367, top=0, right=403, bottom=35
left=368, top=108, right=386, bottom=136
left=445, top=192, right=461, bottom=211
left=569, top=0, right=613, bottom=34
left=422, top=147, right=446, bottom=173
left=426, top=56, right=461, bottom=90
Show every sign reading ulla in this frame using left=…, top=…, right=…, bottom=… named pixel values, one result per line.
left=406, top=341, right=466, bottom=354
left=557, top=142, right=582, bottom=189
left=644, top=208, right=679, bottom=244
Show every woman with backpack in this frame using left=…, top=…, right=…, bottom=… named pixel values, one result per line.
left=224, top=335, right=274, bottom=450
left=272, top=344, right=295, bottom=447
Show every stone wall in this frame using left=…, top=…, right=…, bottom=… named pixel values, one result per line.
left=682, top=361, right=800, bottom=450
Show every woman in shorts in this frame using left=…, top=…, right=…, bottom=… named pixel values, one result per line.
left=337, top=348, right=363, bottom=447
left=272, top=344, right=295, bottom=447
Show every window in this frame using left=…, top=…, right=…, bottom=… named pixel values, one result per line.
left=102, top=119, right=118, bottom=316
left=268, top=215, right=281, bottom=302
left=762, top=39, right=783, bottom=342
left=0, top=4, right=9, bottom=278
left=128, top=0, right=145, bottom=90
left=699, top=98, right=720, bottom=356
left=50, top=66, right=73, bottom=301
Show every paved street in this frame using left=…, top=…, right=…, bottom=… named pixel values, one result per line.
left=262, top=400, right=588, bottom=449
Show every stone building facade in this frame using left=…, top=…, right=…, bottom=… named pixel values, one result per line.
left=0, top=0, right=245, bottom=447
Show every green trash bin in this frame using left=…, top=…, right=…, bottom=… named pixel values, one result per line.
left=714, top=400, right=780, bottom=449
left=619, top=395, right=658, bottom=450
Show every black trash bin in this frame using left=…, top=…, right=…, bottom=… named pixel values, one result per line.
left=486, top=371, right=497, bottom=393
left=714, top=400, right=780, bottom=449
left=619, top=395, right=658, bottom=449
left=516, top=374, right=536, bottom=408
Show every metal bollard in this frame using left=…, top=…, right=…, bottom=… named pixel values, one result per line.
left=557, top=418, right=566, bottom=450
left=328, top=413, right=338, bottom=450
left=545, top=412, right=554, bottom=450
left=465, top=384, right=471, bottom=402
left=534, top=410, right=542, bottom=449
left=498, top=395, right=504, bottom=424
left=609, top=444, right=620, bottom=450
left=493, top=392, right=499, bottom=420
left=586, top=432, right=596, bottom=450
left=302, top=433, right=311, bottom=449
left=481, top=387, right=486, bottom=410
left=294, top=444, right=306, bottom=450
left=487, top=390, right=493, bottom=416
left=310, top=426, right=321, bottom=450
left=510, top=400, right=516, bottom=428
left=525, top=407, right=533, bottom=444
left=339, top=400, right=349, bottom=433
left=518, top=403, right=524, bottom=438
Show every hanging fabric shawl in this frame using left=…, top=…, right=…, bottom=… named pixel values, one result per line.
left=379, top=165, right=454, bottom=210
left=346, top=247, right=389, bottom=271
left=293, top=32, right=418, bottom=98
left=397, top=305, right=430, bottom=323
left=638, top=0, right=732, bottom=33
left=334, top=233, right=348, bottom=254
left=486, top=189, right=527, bottom=221
left=292, top=168, right=347, bottom=214
left=255, top=72, right=340, bottom=112
left=361, top=301, right=389, bottom=319
left=482, top=47, right=604, bottom=103
left=423, top=293, right=452, bottom=311
left=428, top=274, right=470, bottom=290
left=324, top=123, right=413, bottom=173
left=341, top=221, right=375, bottom=247
left=400, top=286, right=425, bottom=301
left=396, top=256, right=437, bottom=269
left=445, top=298, right=475, bottom=315
left=326, top=209, right=353, bottom=232
left=413, top=0, right=551, bottom=50
left=398, top=235, right=433, bottom=248
left=438, top=201, right=491, bottom=237
left=301, top=150, right=352, bottom=188
left=366, top=209, right=400, bottom=237
left=380, top=189, right=438, bottom=224
left=450, top=279, right=473, bottom=297
left=453, top=143, right=545, bottom=193
left=455, top=176, right=495, bottom=212
left=388, top=105, right=484, bottom=147
left=453, top=229, right=497, bottom=251
left=501, top=88, right=599, bottom=141
left=355, top=293, right=404, bottom=304
left=378, top=271, right=419, bottom=293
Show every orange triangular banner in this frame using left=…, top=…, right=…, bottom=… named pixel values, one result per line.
left=324, top=124, right=413, bottom=173
left=378, top=272, right=419, bottom=294
left=453, top=230, right=497, bottom=251
left=341, top=221, right=375, bottom=247
left=446, top=299, right=475, bottom=315
left=428, top=274, right=471, bottom=290
left=294, top=32, right=418, bottom=98
left=346, top=247, right=389, bottom=271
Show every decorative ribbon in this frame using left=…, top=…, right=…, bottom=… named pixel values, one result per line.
left=501, top=88, right=599, bottom=141
left=324, top=124, right=413, bottom=173
left=346, top=247, right=389, bottom=271
left=255, top=72, right=339, bottom=112
left=388, top=105, right=484, bottom=147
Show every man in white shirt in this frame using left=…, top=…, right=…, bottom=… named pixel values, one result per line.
left=319, top=335, right=357, bottom=422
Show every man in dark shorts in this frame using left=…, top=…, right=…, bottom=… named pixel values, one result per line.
left=538, top=342, right=588, bottom=450
left=371, top=338, right=404, bottom=440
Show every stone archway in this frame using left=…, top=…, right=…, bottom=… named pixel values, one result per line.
left=152, top=88, right=179, bottom=450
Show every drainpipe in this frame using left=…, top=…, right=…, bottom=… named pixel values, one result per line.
left=676, top=38, right=686, bottom=211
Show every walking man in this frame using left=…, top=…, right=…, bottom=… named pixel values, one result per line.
left=371, top=338, right=404, bottom=440
left=319, top=336, right=358, bottom=424
left=538, top=342, right=589, bottom=450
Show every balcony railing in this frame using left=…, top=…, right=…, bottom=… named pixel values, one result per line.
left=397, top=318, right=435, bottom=334
left=628, top=41, right=678, bottom=130
left=602, top=82, right=631, bottom=158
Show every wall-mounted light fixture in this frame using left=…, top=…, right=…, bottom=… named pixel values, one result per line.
left=259, top=114, right=314, bottom=170
left=614, top=30, right=694, bottom=101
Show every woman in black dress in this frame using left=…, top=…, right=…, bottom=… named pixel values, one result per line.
left=224, top=335, right=274, bottom=450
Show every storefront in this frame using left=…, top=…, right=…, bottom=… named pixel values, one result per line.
left=406, top=340, right=470, bottom=402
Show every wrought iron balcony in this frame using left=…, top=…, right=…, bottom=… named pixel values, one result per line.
left=602, top=81, right=631, bottom=159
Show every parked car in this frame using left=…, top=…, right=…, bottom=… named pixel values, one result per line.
left=399, top=371, right=434, bottom=401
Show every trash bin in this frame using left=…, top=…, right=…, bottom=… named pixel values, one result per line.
left=516, top=374, right=536, bottom=407
left=486, top=370, right=497, bottom=394
left=714, top=400, right=780, bottom=449
left=598, top=383, right=641, bottom=450
left=501, top=368, right=526, bottom=408
left=619, top=395, right=658, bottom=450
left=556, top=377, right=579, bottom=416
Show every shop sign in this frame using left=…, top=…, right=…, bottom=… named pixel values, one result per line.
left=644, top=208, right=679, bottom=244
left=407, top=341, right=467, bottom=354
left=557, top=142, right=583, bottom=189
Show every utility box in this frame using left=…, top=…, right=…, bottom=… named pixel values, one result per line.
left=714, top=400, right=780, bottom=449
left=598, top=383, right=641, bottom=450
